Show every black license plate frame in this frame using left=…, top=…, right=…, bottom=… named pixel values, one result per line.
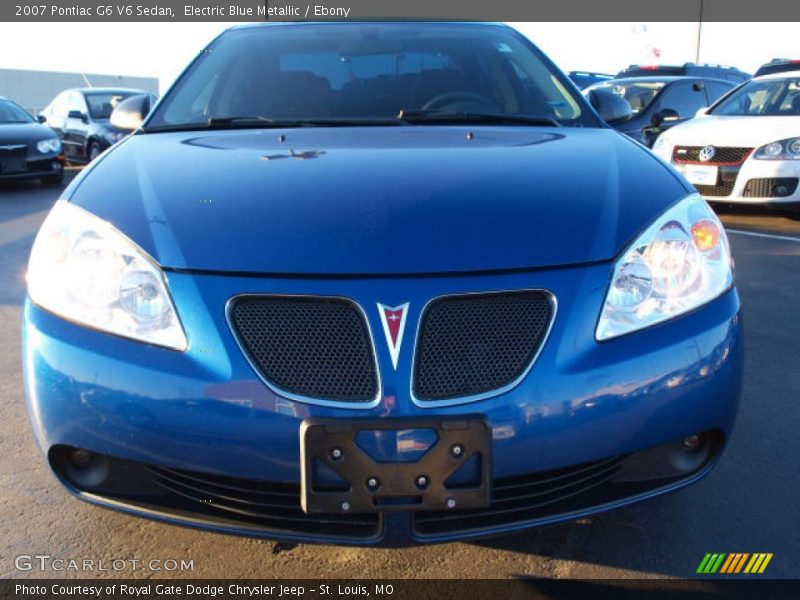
left=300, top=417, right=491, bottom=514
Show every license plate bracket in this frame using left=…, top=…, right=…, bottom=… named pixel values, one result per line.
left=300, top=417, right=491, bottom=514
left=683, top=164, right=719, bottom=186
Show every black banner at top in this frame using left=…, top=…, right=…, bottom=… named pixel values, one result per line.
left=3, top=0, right=800, bottom=22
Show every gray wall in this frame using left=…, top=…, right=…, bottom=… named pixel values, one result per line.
left=0, top=68, right=159, bottom=115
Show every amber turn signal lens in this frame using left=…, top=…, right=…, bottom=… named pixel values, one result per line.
left=691, top=220, right=720, bottom=252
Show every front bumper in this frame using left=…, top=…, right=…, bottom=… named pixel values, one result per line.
left=22, top=263, right=743, bottom=546
left=0, top=154, right=63, bottom=182
left=673, top=157, right=800, bottom=207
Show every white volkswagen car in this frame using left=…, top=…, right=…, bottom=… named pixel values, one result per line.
left=653, top=71, right=800, bottom=215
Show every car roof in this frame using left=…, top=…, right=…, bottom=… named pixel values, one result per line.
left=754, top=69, right=800, bottom=81
left=594, top=76, right=729, bottom=85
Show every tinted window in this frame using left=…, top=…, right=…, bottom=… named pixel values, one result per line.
left=711, top=77, right=800, bottom=116
left=0, top=99, right=34, bottom=123
left=705, top=81, right=735, bottom=103
left=656, top=81, right=707, bottom=118
left=84, top=92, right=138, bottom=119
left=150, top=23, right=594, bottom=128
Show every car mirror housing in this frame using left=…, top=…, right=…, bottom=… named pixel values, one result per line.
left=37, top=114, right=47, bottom=124
left=110, top=95, right=153, bottom=132
left=587, top=89, right=633, bottom=124
left=68, top=110, right=88, bottom=123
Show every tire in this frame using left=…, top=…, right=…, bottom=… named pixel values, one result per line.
left=88, top=141, right=102, bottom=162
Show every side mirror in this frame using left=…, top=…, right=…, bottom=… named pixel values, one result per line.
left=110, top=95, right=152, bottom=131
left=652, top=108, right=680, bottom=127
left=68, top=110, right=88, bottom=123
left=37, top=114, right=47, bottom=124
left=587, top=89, right=633, bottom=123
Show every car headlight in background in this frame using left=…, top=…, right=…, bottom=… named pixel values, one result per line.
left=753, top=137, right=800, bottom=160
left=596, top=194, right=733, bottom=341
left=36, top=138, right=61, bottom=154
left=27, top=202, right=187, bottom=350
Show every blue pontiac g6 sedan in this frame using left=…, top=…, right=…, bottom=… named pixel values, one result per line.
left=22, top=22, right=742, bottom=546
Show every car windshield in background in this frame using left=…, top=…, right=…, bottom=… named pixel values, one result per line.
left=146, top=23, right=593, bottom=130
left=0, top=99, right=34, bottom=123
left=710, top=77, right=800, bottom=116
left=85, top=92, right=138, bottom=119
left=586, top=80, right=666, bottom=115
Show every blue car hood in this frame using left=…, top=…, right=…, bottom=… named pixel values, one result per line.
left=68, top=126, right=688, bottom=275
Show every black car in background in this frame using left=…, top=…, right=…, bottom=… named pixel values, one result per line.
left=39, top=88, right=148, bottom=163
left=584, top=76, right=737, bottom=147
left=568, top=71, right=613, bottom=89
left=754, top=58, right=800, bottom=77
left=616, top=63, right=751, bottom=83
left=0, top=96, right=64, bottom=185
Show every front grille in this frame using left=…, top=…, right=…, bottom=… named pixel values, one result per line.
left=695, top=181, right=736, bottom=197
left=743, top=177, right=799, bottom=198
left=414, top=455, right=627, bottom=535
left=148, top=465, right=380, bottom=538
left=229, top=296, right=378, bottom=403
left=0, top=145, right=27, bottom=174
left=412, top=291, right=553, bottom=402
left=673, top=146, right=753, bottom=164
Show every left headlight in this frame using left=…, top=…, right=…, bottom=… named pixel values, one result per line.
left=596, top=194, right=733, bottom=341
left=36, top=138, right=61, bottom=154
left=753, top=137, right=800, bottom=160
left=27, top=201, right=187, bottom=350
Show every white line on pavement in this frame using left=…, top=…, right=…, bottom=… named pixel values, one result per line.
left=726, top=229, right=800, bottom=243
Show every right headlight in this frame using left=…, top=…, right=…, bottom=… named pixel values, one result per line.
left=596, top=194, right=733, bottom=341
left=27, top=201, right=187, bottom=350
left=753, top=137, right=800, bottom=160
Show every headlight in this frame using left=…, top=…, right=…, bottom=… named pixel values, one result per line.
left=651, top=135, right=672, bottom=159
left=36, top=138, right=61, bottom=154
left=27, top=202, right=187, bottom=350
left=596, top=194, right=733, bottom=341
left=753, top=137, right=800, bottom=160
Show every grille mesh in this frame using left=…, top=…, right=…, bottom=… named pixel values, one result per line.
left=695, top=181, right=736, bottom=197
left=230, top=296, right=378, bottom=402
left=673, top=146, right=752, bottom=164
left=413, top=291, right=553, bottom=402
left=743, top=177, right=799, bottom=198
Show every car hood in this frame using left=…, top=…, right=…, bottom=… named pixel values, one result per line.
left=67, top=126, right=687, bottom=275
left=0, top=122, right=58, bottom=144
left=663, top=115, right=800, bottom=147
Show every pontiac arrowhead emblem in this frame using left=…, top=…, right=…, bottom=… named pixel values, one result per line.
left=377, top=302, right=410, bottom=370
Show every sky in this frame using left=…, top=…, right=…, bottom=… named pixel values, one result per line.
left=0, top=22, right=797, bottom=93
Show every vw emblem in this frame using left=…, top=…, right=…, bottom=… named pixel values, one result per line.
left=698, top=146, right=716, bottom=162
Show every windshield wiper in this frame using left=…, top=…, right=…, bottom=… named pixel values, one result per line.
left=143, top=115, right=406, bottom=133
left=396, top=109, right=560, bottom=127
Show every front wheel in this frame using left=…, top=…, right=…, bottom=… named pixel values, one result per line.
left=88, top=141, right=102, bottom=162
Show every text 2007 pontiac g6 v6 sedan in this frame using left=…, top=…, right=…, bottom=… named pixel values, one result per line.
left=23, top=22, right=742, bottom=546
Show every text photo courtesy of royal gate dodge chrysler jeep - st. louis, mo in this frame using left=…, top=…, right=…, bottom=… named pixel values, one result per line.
left=0, top=0, right=798, bottom=593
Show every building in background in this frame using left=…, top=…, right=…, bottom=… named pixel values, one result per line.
left=0, top=68, right=158, bottom=115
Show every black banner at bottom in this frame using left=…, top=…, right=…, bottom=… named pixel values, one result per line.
left=1, top=579, right=798, bottom=600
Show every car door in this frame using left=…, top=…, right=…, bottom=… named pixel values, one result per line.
left=45, top=92, right=70, bottom=146
left=64, top=92, right=90, bottom=162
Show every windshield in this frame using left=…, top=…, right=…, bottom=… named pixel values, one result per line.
left=0, top=99, right=34, bottom=123
left=147, top=23, right=595, bottom=129
left=85, top=92, right=139, bottom=119
left=710, top=77, right=800, bottom=116
left=585, top=80, right=666, bottom=115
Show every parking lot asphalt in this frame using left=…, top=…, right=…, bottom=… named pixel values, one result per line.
left=1, top=175, right=797, bottom=579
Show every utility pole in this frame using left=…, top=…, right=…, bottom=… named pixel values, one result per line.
left=695, top=0, right=704, bottom=63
